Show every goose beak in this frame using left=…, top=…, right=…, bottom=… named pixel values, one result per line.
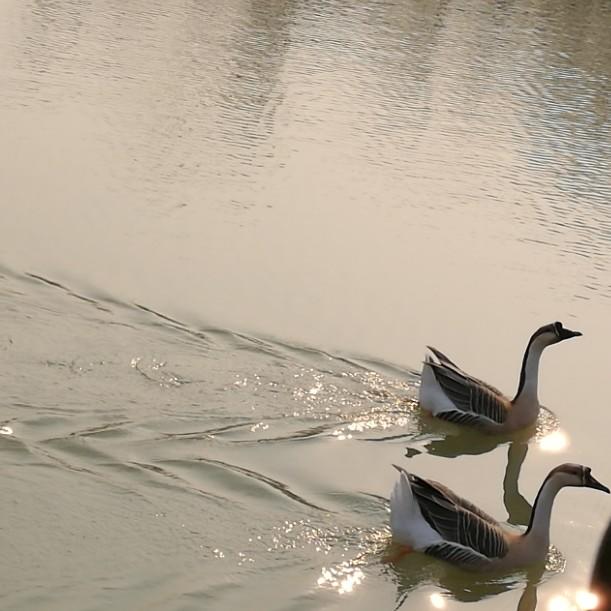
left=560, top=327, right=582, bottom=340
left=586, top=472, right=610, bottom=494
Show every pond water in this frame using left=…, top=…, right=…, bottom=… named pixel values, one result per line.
left=1, top=1, right=610, bottom=609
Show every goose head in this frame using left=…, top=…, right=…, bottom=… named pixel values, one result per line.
left=549, top=463, right=609, bottom=493
left=532, top=321, right=582, bottom=347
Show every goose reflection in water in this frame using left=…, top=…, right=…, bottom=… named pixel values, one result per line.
left=403, top=403, right=562, bottom=459
left=387, top=550, right=551, bottom=610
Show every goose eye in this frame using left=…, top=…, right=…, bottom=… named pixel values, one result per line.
left=553, top=322, right=562, bottom=336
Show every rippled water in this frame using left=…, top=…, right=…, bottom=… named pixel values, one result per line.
left=1, top=1, right=610, bottom=610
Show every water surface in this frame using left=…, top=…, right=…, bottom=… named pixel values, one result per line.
left=1, top=1, right=611, bottom=609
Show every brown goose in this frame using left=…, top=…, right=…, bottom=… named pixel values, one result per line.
left=419, top=321, right=581, bottom=433
left=590, top=520, right=611, bottom=610
left=390, top=463, right=609, bottom=571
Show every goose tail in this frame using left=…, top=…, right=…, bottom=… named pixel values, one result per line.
left=423, top=346, right=439, bottom=366
left=390, top=466, right=416, bottom=543
left=426, top=345, right=458, bottom=368
left=390, top=465, right=444, bottom=549
left=419, top=355, right=453, bottom=416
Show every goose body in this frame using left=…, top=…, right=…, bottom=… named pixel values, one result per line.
left=390, top=463, right=609, bottom=571
left=419, top=322, right=581, bottom=433
left=591, top=520, right=611, bottom=610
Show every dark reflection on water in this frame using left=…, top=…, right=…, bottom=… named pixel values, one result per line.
left=388, top=547, right=555, bottom=610
left=403, top=405, right=558, bottom=459
left=503, top=442, right=533, bottom=527
left=215, top=1, right=293, bottom=183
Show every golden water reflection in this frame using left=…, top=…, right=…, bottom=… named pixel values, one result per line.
left=575, top=590, right=599, bottom=609
left=317, top=562, right=365, bottom=594
left=538, top=430, right=570, bottom=453
left=429, top=592, right=447, bottom=608
left=546, top=590, right=599, bottom=611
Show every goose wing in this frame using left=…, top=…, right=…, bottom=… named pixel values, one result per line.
left=408, top=472, right=509, bottom=562
left=427, top=360, right=509, bottom=426
left=427, top=478, right=499, bottom=524
left=427, top=345, right=504, bottom=396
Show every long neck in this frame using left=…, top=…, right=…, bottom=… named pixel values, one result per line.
left=513, top=336, right=548, bottom=404
left=524, top=476, right=563, bottom=541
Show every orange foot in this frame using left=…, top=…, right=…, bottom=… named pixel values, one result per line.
left=383, top=544, right=413, bottom=563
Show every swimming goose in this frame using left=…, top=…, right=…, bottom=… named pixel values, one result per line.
left=419, top=322, right=581, bottom=433
left=390, top=463, right=609, bottom=571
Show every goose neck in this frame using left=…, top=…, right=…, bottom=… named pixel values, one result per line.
left=513, top=336, right=548, bottom=404
left=524, top=476, right=563, bottom=542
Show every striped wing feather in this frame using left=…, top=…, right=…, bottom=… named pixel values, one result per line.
left=424, top=542, right=491, bottom=567
left=427, top=346, right=504, bottom=396
left=426, top=346, right=460, bottom=368
left=409, top=473, right=509, bottom=561
left=428, top=361, right=508, bottom=425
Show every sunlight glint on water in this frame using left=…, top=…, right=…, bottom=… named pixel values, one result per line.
left=430, top=592, right=447, bottom=609
left=545, top=589, right=601, bottom=611
left=539, top=430, right=570, bottom=453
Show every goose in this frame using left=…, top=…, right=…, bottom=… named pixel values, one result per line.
left=389, top=463, right=609, bottom=571
left=419, top=321, right=582, bottom=433
left=590, top=519, right=611, bottom=610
